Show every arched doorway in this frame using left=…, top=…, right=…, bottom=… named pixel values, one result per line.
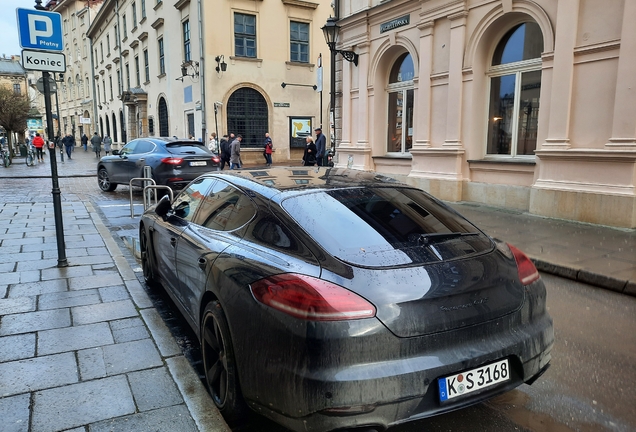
left=99, top=117, right=104, bottom=137
left=227, top=87, right=268, bottom=147
left=158, top=97, right=169, bottom=137
left=120, top=110, right=126, bottom=143
left=105, top=115, right=110, bottom=137
left=112, top=113, right=118, bottom=142
left=486, top=22, right=543, bottom=157
left=386, top=53, right=414, bottom=154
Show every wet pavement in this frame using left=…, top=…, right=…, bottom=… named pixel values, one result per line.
left=1, top=144, right=635, bottom=431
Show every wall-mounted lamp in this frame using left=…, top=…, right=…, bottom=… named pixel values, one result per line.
left=322, top=16, right=359, bottom=66
left=215, top=55, right=227, bottom=74
left=176, top=60, right=199, bottom=81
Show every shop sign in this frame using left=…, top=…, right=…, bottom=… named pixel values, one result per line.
left=380, top=15, right=410, bottom=33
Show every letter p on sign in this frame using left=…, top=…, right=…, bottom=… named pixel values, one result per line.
left=28, top=15, right=53, bottom=45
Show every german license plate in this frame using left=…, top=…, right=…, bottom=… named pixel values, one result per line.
left=438, top=359, right=509, bottom=402
left=190, top=161, right=207, bottom=166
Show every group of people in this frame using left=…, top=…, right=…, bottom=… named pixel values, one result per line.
left=211, top=127, right=326, bottom=169
left=79, top=132, right=112, bottom=158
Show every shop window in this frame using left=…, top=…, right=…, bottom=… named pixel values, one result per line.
left=486, top=22, right=543, bottom=157
left=386, top=53, right=414, bottom=154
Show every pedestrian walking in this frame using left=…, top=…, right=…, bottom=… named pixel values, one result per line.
left=81, top=133, right=89, bottom=151
left=208, top=132, right=218, bottom=153
left=230, top=135, right=242, bottom=170
left=302, top=136, right=317, bottom=166
left=32, top=133, right=45, bottom=162
left=314, top=127, right=326, bottom=166
left=91, top=132, right=102, bottom=158
left=54, top=134, right=64, bottom=162
left=63, top=133, right=75, bottom=159
left=103, top=135, right=112, bottom=156
left=219, top=135, right=230, bottom=169
left=263, top=132, right=273, bottom=166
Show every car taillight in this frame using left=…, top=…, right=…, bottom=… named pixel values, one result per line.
left=250, top=274, right=376, bottom=321
left=508, top=244, right=540, bottom=285
left=161, top=157, right=183, bottom=165
left=211, top=156, right=220, bottom=163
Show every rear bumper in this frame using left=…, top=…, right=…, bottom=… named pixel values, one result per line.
left=238, top=310, right=553, bottom=432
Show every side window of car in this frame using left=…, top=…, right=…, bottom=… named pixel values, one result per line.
left=121, top=140, right=138, bottom=155
left=195, top=181, right=257, bottom=231
left=134, top=140, right=155, bottom=154
left=171, top=178, right=217, bottom=222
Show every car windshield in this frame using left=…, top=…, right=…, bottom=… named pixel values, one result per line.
left=282, top=187, right=492, bottom=267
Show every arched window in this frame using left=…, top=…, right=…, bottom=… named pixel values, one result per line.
left=112, top=113, right=118, bottom=142
left=158, top=97, right=169, bottom=137
left=105, top=114, right=111, bottom=137
left=486, top=22, right=543, bottom=157
left=99, top=116, right=104, bottom=136
left=386, top=53, right=414, bottom=153
left=85, top=75, right=90, bottom=98
left=227, top=87, right=268, bottom=147
left=76, top=74, right=81, bottom=98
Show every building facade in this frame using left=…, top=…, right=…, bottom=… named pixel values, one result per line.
left=47, top=0, right=104, bottom=141
left=334, top=0, right=636, bottom=228
left=86, top=0, right=333, bottom=160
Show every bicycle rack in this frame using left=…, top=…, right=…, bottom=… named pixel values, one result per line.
left=143, top=185, right=173, bottom=209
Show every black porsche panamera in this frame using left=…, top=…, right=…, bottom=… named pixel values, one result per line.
left=139, top=167, right=554, bottom=432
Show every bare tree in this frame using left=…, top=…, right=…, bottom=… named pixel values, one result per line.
left=0, top=86, right=31, bottom=158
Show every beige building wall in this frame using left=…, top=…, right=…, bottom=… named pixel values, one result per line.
left=202, top=0, right=333, bottom=164
left=336, top=0, right=636, bottom=228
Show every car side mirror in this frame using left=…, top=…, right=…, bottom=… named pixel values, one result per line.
left=155, top=195, right=172, bottom=218
left=112, top=149, right=120, bottom=156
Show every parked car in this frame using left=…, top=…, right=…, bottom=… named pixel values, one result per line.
left=97, top=137, right=220, bottom=193
left=139, top=167, right=554, bottom=432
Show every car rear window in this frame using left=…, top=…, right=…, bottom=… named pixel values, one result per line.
left=165, top=142, right=211, bottom=155
left=282, top=187, right=492, bottom=267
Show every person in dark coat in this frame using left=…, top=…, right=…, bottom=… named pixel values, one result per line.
left=314, top=127, right=326, bottom=166
left=302, top=136, right=317, bottom=166
left=90, top=132, right=102, bottom=158
left=63, top=133, right=75, bottom=159
left=81, top=133, right=89, bottom=151
left=219, top=135, right=230, bottom=169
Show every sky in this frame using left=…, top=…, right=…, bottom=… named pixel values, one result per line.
left=1, top=0, right=36, bottom=57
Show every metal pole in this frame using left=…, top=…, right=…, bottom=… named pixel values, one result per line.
left=330, top=49, right=336, bottom=153
left=42, top=72, right=68, bottom=268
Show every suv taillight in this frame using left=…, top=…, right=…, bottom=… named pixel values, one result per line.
left=508, top=244, right=540, bottom=285
left=251, top=274, right=376, bottom=321
left=161, top=157, right=183, bottom=165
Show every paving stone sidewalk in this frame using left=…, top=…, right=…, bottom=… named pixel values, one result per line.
left=0, top=200, right=230, bottom=432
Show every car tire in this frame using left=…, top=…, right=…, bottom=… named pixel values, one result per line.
left=140, top=228, right=158, bottom=288
left=201, top=301, right=248, bottom=426
left=98, top=167, right=117, bottom=192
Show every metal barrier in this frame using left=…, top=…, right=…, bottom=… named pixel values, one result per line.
left=129, top=177, right=156, bottom=217
left=142, top=185, right=173, bottom=209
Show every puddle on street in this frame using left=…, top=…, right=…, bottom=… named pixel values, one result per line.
left=488, top=390, right=598, bottom=432
left=121, top=235, right=141, bottom=260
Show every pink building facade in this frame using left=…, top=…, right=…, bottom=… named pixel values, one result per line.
left=333, top=0, right=636, bottom=228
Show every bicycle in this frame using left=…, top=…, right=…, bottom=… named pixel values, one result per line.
left=0, top=146, right=10, bottom=168
left=26, top=144, right=36, bottom=166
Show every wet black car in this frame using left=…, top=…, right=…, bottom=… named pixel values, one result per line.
left=139, top=167, right=554, bottom=432
left=97, top=137, right=220, bottom=193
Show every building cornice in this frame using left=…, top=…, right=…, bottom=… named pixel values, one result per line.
left=281, top=0, right=319, bottom=10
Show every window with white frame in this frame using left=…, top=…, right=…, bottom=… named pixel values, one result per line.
left=132, top=2, right=137, bottom=28
left=486, top=22, right=543, bottom=157
left=386, top=53, right=414, bottom=154
left=135, top=55, right=140, bottom=86
left=141, top=0, right=146, bottom=19
left=290, top=21, right=309, bottom=63
left=158, top=38, right=165, bottom=75
left=143, top=49, right=149, bottom=83
left=183, top=20, right=191, bottom=62
left=234, top=13, right=256, bottom=58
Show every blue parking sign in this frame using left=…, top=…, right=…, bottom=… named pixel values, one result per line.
left=16, top=8, right=64, bottom=51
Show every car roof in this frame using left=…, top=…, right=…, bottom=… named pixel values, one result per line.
left=201, top=167, right=407, bottom=201
left=132, top=137, right=203, bottom=145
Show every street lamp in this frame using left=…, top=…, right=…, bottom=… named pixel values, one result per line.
left=321, top=16, right=358, bottom=66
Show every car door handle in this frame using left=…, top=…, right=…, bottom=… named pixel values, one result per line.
left=198, top=257, right=206, bottom=270
left=170, top=238, right=176, bottom=247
